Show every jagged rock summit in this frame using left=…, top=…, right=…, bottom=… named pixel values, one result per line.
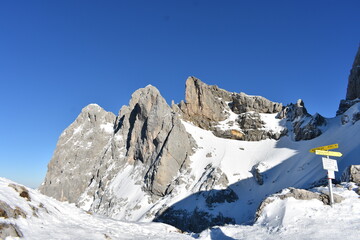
left=338, top=46, right=360, bottom=115
left=40, top=85, right=195, bottom=214
left=177, top=76, right=323, bottom=141
left=346, top=46, right=360, bottom=100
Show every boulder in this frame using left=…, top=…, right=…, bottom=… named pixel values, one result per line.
left=0, top=223, right=23, bottom=239
left=341, top=165, right=360, bottom=184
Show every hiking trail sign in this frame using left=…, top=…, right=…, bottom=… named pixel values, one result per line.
left=310, top=144, right=342, bottom=207
left=315, top=150, right=342, bottom=157
left=309, top=144, right=338, bottom=153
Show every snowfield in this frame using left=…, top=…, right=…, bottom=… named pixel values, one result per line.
left=0, top=177, right=193, bottom=240
left=1, top=177, right=360, bottom=239
left=198, top=183, right=360, bottom=240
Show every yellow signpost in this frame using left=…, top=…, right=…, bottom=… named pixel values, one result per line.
left=309, top=143, right=339, bottom=153
left=315, top=150, right=342, bottom=157
left=310, top=144, right=342, bottom=207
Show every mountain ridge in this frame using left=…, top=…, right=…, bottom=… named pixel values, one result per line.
left=37, top=46, right=360, bottom=232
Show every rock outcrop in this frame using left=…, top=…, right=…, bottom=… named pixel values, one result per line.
left=277, top=99, right=325, bottom=141
left=338, top=46, right=360, bottom=115
left=40, top=85, right=195, bottom=215
left=39, top=104, right=117, bottom=203
left=178, top=76, right=232, bottom=129
left=346, top=46, right=360, bottom=100
left=178, top=76, right=285, bottom=141
left=231, top=92, right=282, bottom=114
left=341, top=165, right=360, bottom=184
left=0, top=223, right=23, bottom=239
left=113, top=85, right=194, bottom=197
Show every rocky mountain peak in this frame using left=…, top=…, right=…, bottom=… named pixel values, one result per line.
left=39, top=104, right=116, bottom=203
left=346, top=46, right=360, bottom=100
left=179, top=76, right=232, bottom=129
left=338, top=46, right=360, bottom=115
left=231, top=92, right=283, bottom=114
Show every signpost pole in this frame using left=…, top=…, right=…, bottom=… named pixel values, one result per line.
left=327, top=155, right=334, bottom=207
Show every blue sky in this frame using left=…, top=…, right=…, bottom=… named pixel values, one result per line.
left=1, top=0, right=359, bottom=188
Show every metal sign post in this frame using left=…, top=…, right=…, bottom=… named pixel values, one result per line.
left=323, top=156, right=338, bottom=206
left=310, top=144, right=341, bottom=207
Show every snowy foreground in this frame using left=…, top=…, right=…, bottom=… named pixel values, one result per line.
left=0, top=177, right=193, bottom=240
left=200, top=183, right=360, bottom=240
left=1, top=177, right=360, bottom=239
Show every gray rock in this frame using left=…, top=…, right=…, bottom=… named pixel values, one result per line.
left=212, top=129, right=245, bottom=140
left=0, top=200, right=27, bottom=219
left=346, top=46, right=360, bottom=100
left=252, top=163, right=264, bottom=185
left=178, top=77, right=285, bottom=142
left=8, top=183, right=31, bottom=201
left=0, top=223, right=23, bottom=239
left=337, top=46, right=360, bottom=114
left=337, top=99, right=360, bottom=116
left=40, top=85, right=195, bottom=216
left=154, top=206, right=235, bottom=233
left=277, top=99, right=309, bottom=121
left=115, top=85, right=194, bottom=197
left=231, top=92, right=282, bottom=114
left=196, top=165, right=229, bottom=191
left=278, top=100, right=325, bottom=141
left=39, top=104, right=116, bottom=203
left=341, top=165, right=360, bottom=184
left=179, top=76, right=232, bottom=129
left=204, top=188, right=239, bottom=208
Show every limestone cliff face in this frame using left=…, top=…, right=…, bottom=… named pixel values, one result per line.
left=179, top=76, right=232, bottom=129
left=338, top=46, right=360, bottom=115
left=178, top=76, right=286, bottom=141
left=40, top=86, right=195, bottom=208
left=39, top=104, right=116, bottom=203
left=114, top=85, right=194, bottom=197
left=346, top=46, right=360, bottom=100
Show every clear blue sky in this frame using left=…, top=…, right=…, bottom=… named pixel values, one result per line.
left=1, top=0, right=359, bottom=188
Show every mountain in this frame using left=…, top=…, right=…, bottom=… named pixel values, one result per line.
left=36, top=47, right=360, bottom=234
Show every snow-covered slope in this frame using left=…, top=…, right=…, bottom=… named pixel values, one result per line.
left=152, top=102, right=360, bottom=232
left=0, top=177, right=192, bottom=240
left=198, top=183, right=360, bottom=240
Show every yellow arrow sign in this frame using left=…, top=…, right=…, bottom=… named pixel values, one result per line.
left=315, top=150, right=342, bottom=157
left=309, top=144, right=339, bottom=153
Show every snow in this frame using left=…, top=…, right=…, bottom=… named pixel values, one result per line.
left=216, top=107, right=242, bottom=132
left=0, top=177, right=193, bottom=240
left=198, top=183, right=360, bottom=240
left=100, top=122, right=114, bottom=133
left=176, top=103, right=360, bottom=226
